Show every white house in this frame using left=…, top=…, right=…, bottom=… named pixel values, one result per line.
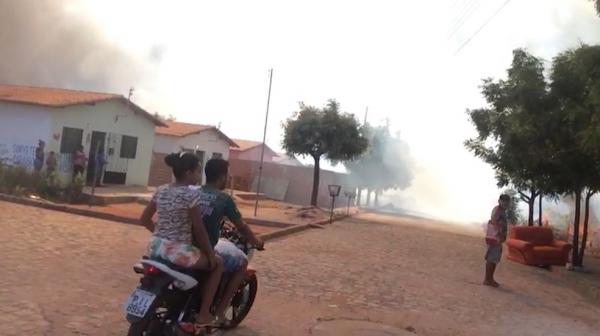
left=149, top=121, right=238, bottom=186
left=0, top=84, right=164, bottom=186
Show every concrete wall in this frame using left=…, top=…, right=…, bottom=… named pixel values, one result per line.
left=151, top=129, right=231, bottom=185
left=0, top=102, right=53, bottom=147
left=0, top=102, right=77, bottom=177
left=0, top=102, right=53, bottom=170
left=229, top=159, right=352, bottom=208
left=49, top=100, right=156, bottom=186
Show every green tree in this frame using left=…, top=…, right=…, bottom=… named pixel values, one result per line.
left=503, top=188, right=524, bottom=224
left=593, top=0, right=600, bottom=15
left=549, top=44, right=600, bottom=266
left=465, top=49, right=553, bottom=226
left=282, top=100, right=369, bottom=206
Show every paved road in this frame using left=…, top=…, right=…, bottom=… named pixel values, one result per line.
left=1, top=201, right=599, bottom=336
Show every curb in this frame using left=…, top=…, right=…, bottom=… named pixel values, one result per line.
left=0, top=193, right=355, bottom=241
left=0, top=193, right=140, bottom=225
left=245, top=217, right=295, bottom=229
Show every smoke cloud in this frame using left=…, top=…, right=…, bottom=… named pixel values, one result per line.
left=345, top=126, right=417, bottom=210
left=0, top=0, right=160, bottom=96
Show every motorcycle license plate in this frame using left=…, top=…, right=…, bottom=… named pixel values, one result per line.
left=124, top=289, right=156, bottom=318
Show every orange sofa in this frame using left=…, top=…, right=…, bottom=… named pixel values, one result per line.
left=505, top=226, right=572, bottom=266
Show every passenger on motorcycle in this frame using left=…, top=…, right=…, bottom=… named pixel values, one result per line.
left=195, top=158, right=264, bottom=325
left=139, top=152, right=223, bottom=327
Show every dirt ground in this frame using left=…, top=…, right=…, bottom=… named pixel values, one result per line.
left=231, top=212, right=600, bottom=336
left=1, top=201, right=599, bottom=336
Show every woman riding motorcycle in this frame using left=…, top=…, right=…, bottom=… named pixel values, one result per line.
left=139, top=152, right=223, bottom=329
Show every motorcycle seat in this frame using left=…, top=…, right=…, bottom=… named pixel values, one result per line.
left=140, top=259, right=199, bottom=291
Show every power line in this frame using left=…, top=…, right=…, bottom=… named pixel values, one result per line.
left=454, top=0, right=513, bottom=55
left=449, top=0, right=478, bottom=30
left=448, top=0, right=483, bottom=39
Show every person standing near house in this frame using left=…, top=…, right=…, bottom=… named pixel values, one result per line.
left=72, top=145, right=86, bottom=180
left=483, top=194, right=510, bottom=287
left=34, top=140, right=45, bottom=173
left=94, top=149, right=107, bottom=187
left=46, top=151, right=57, bottom=174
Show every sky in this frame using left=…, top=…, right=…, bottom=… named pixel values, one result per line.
left=1, top=0, right=599, bottom=223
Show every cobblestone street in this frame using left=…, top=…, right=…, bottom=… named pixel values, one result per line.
left=1, top=201, right=600, bottom=336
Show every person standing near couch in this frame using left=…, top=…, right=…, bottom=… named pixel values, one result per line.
left=483, top=194, right=510, bottom=287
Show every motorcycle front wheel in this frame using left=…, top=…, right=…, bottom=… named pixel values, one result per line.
left=221, top=273, right=258, bottom=329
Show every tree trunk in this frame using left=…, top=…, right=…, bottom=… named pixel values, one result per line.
left=374, top=191, right=379, bottom=207
left=578, top=191, right=593, bottom=265
left=366, top=189, right=372, bottom=207
left=538, top=194, right=543, bottom=226
left=356, top=188, right=362, bottom=207
left=572, top=191, right=582, bottom=267
left=528, top=196, right=535, bottom=226
left=310, top=155, right=320, bottom=206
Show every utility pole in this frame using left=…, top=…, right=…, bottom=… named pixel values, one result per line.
left=364, top=106, right=368, bottom=125
left=254, top=69, right=274, bottom=217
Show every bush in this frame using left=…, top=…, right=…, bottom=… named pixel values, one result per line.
left=43, top=171, right=62, bottom=199
left=67, top=172, right=86, bottom=204
left=0, top=161, right=32, bottom=194
left=0, top=161, right=75, bottom=202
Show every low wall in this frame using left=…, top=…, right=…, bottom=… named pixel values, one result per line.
left=229, top=159, right=354, bottom=208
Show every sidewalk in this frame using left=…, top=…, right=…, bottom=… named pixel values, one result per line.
left=0, top=193, right=357, bottom=241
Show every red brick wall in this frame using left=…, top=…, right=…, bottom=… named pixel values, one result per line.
left=148, top=152, right=172, bottom=186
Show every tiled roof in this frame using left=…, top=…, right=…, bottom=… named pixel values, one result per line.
left=230, top=138, right=278, bottom=155
left=0, top=84, right=164, bottom=126
left=156, top=121, right=238, bottom=147
left=156, top=121, right=213, bottom=137
left=231, top=139, right=263, bottom=152
left=0, top=84, right=120, bottom=107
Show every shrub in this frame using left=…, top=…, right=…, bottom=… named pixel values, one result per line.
left=0, top=161, right=73, bottom=202
left=67, top=173, right=86, bottom=204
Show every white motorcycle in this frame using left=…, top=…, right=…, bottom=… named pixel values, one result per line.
left=125, top=221, right=260, bottom=335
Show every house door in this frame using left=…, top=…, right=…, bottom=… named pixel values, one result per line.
left=87, top=131, right=106, bottom=184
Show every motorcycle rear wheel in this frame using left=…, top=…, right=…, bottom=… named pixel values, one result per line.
left=127, top=311, right=164, bottom=336
left=221, top=273, right=258, bottom=329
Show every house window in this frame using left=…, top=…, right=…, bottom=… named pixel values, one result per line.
left=212, top=152, right=223, bottom=159
left=120, top=135, right=138, bottom=159
left=60, top=127, right=83, bottom=153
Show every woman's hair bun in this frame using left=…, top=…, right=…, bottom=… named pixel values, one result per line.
left=164, top=153, right=180, bottom=168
